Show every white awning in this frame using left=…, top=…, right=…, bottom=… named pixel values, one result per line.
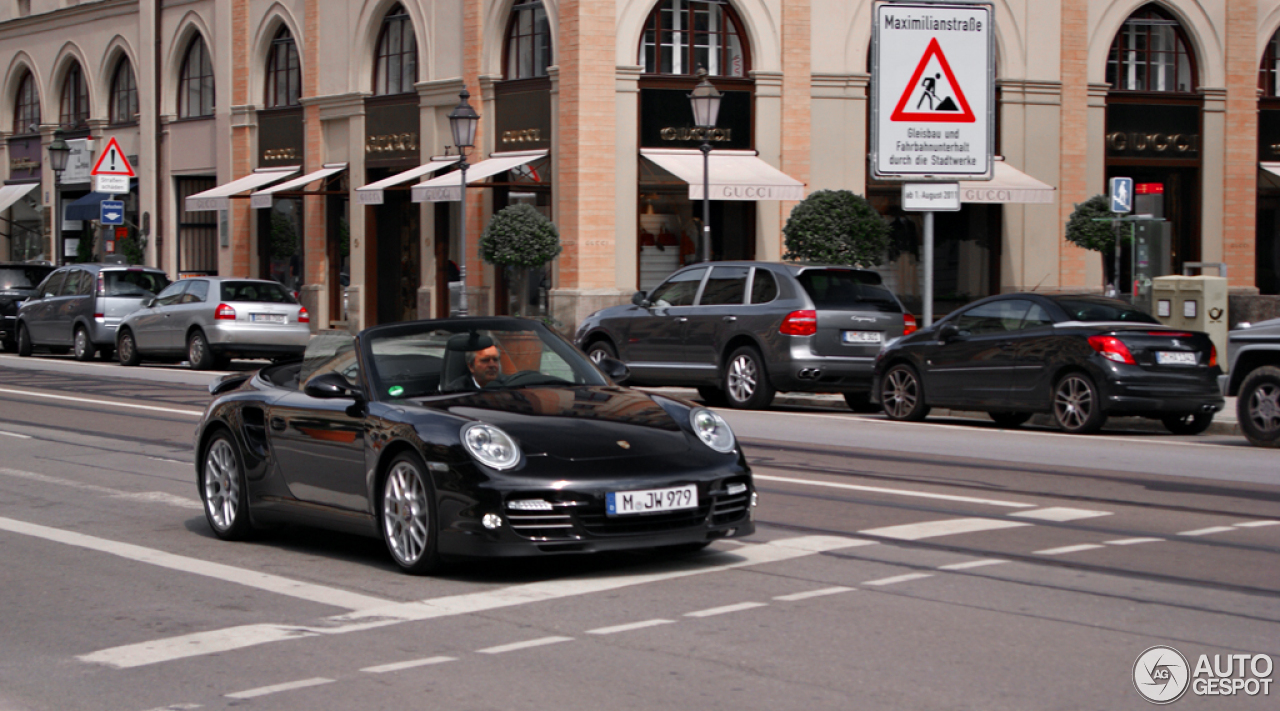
left=250, top=163, right=348, bottom=209
left=958, top=159, right=1055, bottom=204
left=0, top=182, right=38, bottom=213
left=412, top=150, right=548, bottom=202
left=1260, top=162, right=1280, bottom=184
left=184, top=167, right=301, bottom=211
left=640, top=148, right=805, bottom=201
left=356, top=158, right=459, bottom=205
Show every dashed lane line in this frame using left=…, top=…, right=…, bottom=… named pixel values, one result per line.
left=225, top=678, right=333, bottom=700
left=1034, top=543, right=1107, bottom=556
left=0, top=430, right=31, bottom=439
left=863, top=572, right=934, bottom=586
left=587, top=619, right=675, bottom=635
left=1178, top=526, right=1239, bottom=537
left=773, top=586, right=855, bottom=602
left=1010, top=507, right=1112, bottom=522
left=937, top=559, right=1008, bottom=571
left=684, top=602, right=768, bottom=618
left=1106, top=537, right=1165, bottom=546
left=361, top=656, right=456, bottom=674
left=477, top=636, right=574, bottom=654
left=859, top=517, right=1032, bottom=541
left=0, top=386, right=203, bottom=417
left=1235, top=520, right=1280, bottom=528
left=754, top=473, right=1035, bottom=509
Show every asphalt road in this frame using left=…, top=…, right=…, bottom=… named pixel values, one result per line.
left=0, top=353, right=1276, bottom=710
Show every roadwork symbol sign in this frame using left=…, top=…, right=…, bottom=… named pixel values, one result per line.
left=90, top=137, right=135, bottom=177
left=890, top=38, right=976, bottom=123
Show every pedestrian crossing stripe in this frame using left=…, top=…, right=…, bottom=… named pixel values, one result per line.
left=889, top=37, right=976, bottom=123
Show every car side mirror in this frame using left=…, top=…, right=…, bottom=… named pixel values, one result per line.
left=143, top=297, right=156, bottom=308
left=938, top=323, right=961, bottom=342
left=597, top=356, right=631, bottom=384
left=304, top=371, right=363, bottom=400
left=631, top=290, right=650, bottom=307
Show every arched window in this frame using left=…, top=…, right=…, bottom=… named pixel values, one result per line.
left=1106, top=5, right=1196, bottom=92
left=374, top=4, right=417, bottom=95
left=13, top=71, right=39, bottom=134
left=1261, top=32, right=1280, bottom=96
left=179, top=37, right=215, bottom=118
left=110, top=59, right=138, bottom=124
left=265, top=27, right=301, bottom=108
left=60, top=63, right=89, bottom=129
left=505, top=0, right=552, bottom=79
left=639, top=0, right=747, bottom=77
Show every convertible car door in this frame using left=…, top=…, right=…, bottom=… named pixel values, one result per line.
left=925, top=299, right=1032, bottom=408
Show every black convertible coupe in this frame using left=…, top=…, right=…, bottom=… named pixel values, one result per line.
left=195, top=317, right=755, bottom=574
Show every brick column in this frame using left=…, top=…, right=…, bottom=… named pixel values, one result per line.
left=230, top=0, right=253, bottom=278
left=1057, top=0, right=1091, bottom=290
left=1224, top=0, right=1258, bottom=291
left=778, top=0, right=810, bottom=260
left=302, top=0, right=327, bottom=326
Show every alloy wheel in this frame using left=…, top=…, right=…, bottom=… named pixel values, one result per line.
left=383, top=460, right=431, bottom=566
left=882, top=368, right=919, bottom=419
left=1053, top=373, right=1104, bottom=434
left=727, top=354, right=758, bottom=403
left=203, top=438, right=240, bottom=532
left=1247, top=381, right=1280, bottom=437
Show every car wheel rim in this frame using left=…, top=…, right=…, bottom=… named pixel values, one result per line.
left=75, top=330, right=87, bottom=357
left=203, top=439, right=239, bottom=531
left=1054, top=376, right=1092, bottom=430
left=190, top=336, right=204, bottom=364
left=383, top=462, right=429, bottom=565
left=120, top=336, right=133, bottom=361
left=883, top=369, right=918, bottom=418
left=727, top=355, right=758, bottom=402
left=1249, top=382, right=1280, bottom=434
left=589, top=348, right=606, bottom=364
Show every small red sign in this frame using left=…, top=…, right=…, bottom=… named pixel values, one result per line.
left=1135, top=183, right=1164, bottom=195
left=115, top=226, right=129, bottom=239
left=90, top=137, right=136, bottom=177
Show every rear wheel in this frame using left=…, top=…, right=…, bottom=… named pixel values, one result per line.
left=187, top=330, right=215, bottom=370
left=117, top=330, right=141, bottom=366
left=843, top=391, right=881, bottom=413
left=1052, top=373, right=1106, bottom=434
left=585, top=339, right=617, bottom=365
left=381, top=452, right=441, bottom=575
left=989, top=411, right=1032, bottom=429
left=1238, top=366, right=1280, bottom=447
left=880, top=364, right=929, bottom=421
left=724, top=346, right=774, bottom=409
left=200, top=431, right=254, bottom=541
left=73, top=326, right=96, bottom=361
left=1161, top=412, right=1214, bottom=435
left=16, top=323, right=32, bottom=357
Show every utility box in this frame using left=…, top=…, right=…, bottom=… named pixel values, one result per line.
left=1130, top=219, right=1171, bottom=314
left=1151, top=275, right=1229, bottom=370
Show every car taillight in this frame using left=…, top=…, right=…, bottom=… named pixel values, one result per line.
left=1210, top=344, right=1217, bottom=368
left=215, top=304, right=236, bottom=320
left=780, top=310, right=817, bottom=336
left=903, top=313, right=918, bottom=336
left=1087, top=335, right=1135, bottom=365
left=95, top=273, right=105, bottom=297
left=298, top=307, right=310, bottom=324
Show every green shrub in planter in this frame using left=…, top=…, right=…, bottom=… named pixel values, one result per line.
left=782, top=190, right=890, bottom=267
left=480, top=203, right=562, bottom=268
left=1065, top=194, right=1123, bottom=253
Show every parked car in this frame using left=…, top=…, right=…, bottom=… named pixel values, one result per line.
left=575, top=261, right=916, bottom=410
left=872, top=293, right=1224, bottom=434
left=14, top=263, right=170, bottom=361
left=194, top=317, right=755, bottom=574
left=0, top=262, right=55, bottom=352
left=1221, top=316, right=1280, bottom=447
left=116, top=277, right=311, bottom=370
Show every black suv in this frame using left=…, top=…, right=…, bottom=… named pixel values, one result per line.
left=575, top=261, right=915, bottom=410
left=0, top=262, right=55, bottom=352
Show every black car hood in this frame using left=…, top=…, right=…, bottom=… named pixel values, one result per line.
left=438, top=386, right=691, bottom=460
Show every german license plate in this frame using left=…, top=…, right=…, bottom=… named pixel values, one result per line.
left=606, top=484, right=697, bottom=516
left=1156, top=351, right=1197, bottom=365
left=250, top=313, right=286, bottom=324
left=842, top=330, right=883, bottom=344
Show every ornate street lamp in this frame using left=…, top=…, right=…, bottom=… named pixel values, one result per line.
left=448, top=89, right=480, bottom=316
left=47, top=132, right=71, bottom=266
left=688, top=67, right=721, bottom=263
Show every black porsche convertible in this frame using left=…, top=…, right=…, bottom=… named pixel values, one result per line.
left=195, top=317, right=756, bottom=574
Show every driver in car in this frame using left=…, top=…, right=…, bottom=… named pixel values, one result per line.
left=449, top=345, right=504, bottom=390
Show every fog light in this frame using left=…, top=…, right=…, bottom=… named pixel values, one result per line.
left=727, top=483, right=747, bottom=496
left=507, top=499, right=553, bottom=511
left=482, top=513, right=503, bottom=530
left=750, top=492, right=759, bottom=507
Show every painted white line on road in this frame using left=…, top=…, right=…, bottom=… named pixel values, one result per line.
left=1034, top=544, right=1106, bottom=556
left=1178, top=526, right=1237, bottom=537
left=859, top=517, right=1032, bottom=541
left=1011, top=507, right=1112, bottom=522
left=226, top=678, right=333, bottom=699
left=361, top=656, right=456, bottom=674
left=685, top=602, right=767, bottom=618
left=477, top=636, right=574, bottom=654
left=138, top=704, right=201, bottom=711
left=0, top=467, right=199, bottom=509
left=773, top=586, right=854, bottom=602
left=81, top=534, right=869, bottom=669
left=938, top=559, right=1008, bottom=571
left=0, top=430, right=31, bottom=439
left=587, top=619, right=674, bottom=635
left=863, top=572, right=933, bottom=586
left=1235, top=520, right=1280, bottom=528
left=754, top=474, right=1035, bottom=509
left=0, top=386, right=203, bottom=417
left=1106, top=537, right=1165, bottom=546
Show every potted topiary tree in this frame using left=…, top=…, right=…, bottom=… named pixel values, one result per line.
left=479, top=203, right=562, bottom=319
left=782, top=189, right=891, bottom=267
left=1065, top=194, right=1129, bottom=291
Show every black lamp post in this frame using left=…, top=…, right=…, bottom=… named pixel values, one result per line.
left=688, top=67, right=721, bottom=263
left=448, top=89, right=479, bottom=317
left=47, top=132, right=71, bottom=266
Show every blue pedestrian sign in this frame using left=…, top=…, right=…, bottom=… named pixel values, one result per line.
left=1110, top=177, right=1133, bottom=214
left=100, top=200, right=125, bottom=226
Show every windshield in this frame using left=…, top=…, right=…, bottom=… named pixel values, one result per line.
left=364, top=320, right=609, bottom=400
left=1055, top=298, right=1159, bottom=324
left=104, top=270, right=170, bottom=297
left=0, top=266, right=52, bottom=290
left=797, top=269, right=901, bottom=312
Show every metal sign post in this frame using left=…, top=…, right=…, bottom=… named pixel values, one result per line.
left=1109, top=177, right=1133, bottom=297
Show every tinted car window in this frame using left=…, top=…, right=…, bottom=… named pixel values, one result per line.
left=648, top=268, right=705, bottom=307
left=700, top=266, right=749, bottom=306
left=0, top=266, right=52, bottom=290
left=154, top=281, right=188, bottom=307
left=1055, top=298, right=1159, bottom=324
left=185, top=279, right=210, bottom=303
left=105, top=270, right=170, bottom=297
left=39, top=271, right=67, bottom=297
left=1024, top=303, right=1055, bottom=328
left=955, top=300, right=1033, bottom=335
left=59, top=270, right=87, bottom=296
left=750, top=269, right=778, bottom=304
left=797, top=269, right=900, bottom=312
left=221, top=281, right=297, bottom=303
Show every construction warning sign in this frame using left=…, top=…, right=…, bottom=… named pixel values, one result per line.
left=872, top=2, right=993, bottom=179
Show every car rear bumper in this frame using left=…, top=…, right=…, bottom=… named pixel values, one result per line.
left=206, top=322, right=310, bottom=355
left=1104, top=377, right=1224, bottom=414
left=771, top=355, right=877, bottom=392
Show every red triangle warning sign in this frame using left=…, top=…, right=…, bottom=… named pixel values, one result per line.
left=890, top=38, right=976, bottom=123
left=90, top=137, right=136, bottom=177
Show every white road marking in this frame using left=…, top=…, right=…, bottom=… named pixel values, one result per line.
left=0, top=466, right=201, bottom=509
left=137, top=705, right=201, bottom=711
left=937, top=559, right=1008, bottom=571
left=1034, top=544, right=1106, bottom=556
left=863, top=572, right=933, bottom=586
left=684, top=602, right=767, bottom=618
left=587, top=619, right=674, bottom=635
left=773, top=586, right=855, bottom=602
left=1178, top=526, right=1237, bottom=537
left=754, top=473, right=1034, bottom=509
left=0, top=430, right=31, bottom=439
left=859, top=517, right=1032, bottom=541
left=0, top=387, right=203, bottom=417
left=361, top=656, right=456, bottom=673
left=1106, top=537, right=1165, bottom=546
left=81, top=534, right=869, bottom=668
left=477, top=636, right=574, bottom=654
left=1011, top=507, right=1112, bottom=522
left=225, top=678, right=333, bottom=699
left=1235, top=520, right=1280, bottom=528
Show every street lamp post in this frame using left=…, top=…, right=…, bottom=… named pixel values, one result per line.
left=688, top=68, right=721, bottom=263
left=448, top=89, right=479, bottom=317
left=47, top=132, right=71, bottom=266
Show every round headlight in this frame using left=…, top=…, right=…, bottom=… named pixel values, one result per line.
left=689, top=407, right=736, bottom=453
left=461, top=423, right=521, bottom=470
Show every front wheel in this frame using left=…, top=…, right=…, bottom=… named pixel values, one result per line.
left=117, top=330, right=142, bottom=366
left=1161, top=412, right=1214, bottom=436
left=1052, top=372, right=1106, bottom=434
left=187, top=330, right=215, bottom=370
left=381, top=452, right=441, bottom=575
left=585, top=339, right=617, bottom=365
left=200, top=431, right=254, bottom=541
left=73, top=326, right=96, bottom=361
left=1238, top=366, right=1280, bottom=447
left=880, top=364, right=929, bottom=421
left=16, top=323, right=32, bottom=357
left=724, top=346, right=774, bottom=409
